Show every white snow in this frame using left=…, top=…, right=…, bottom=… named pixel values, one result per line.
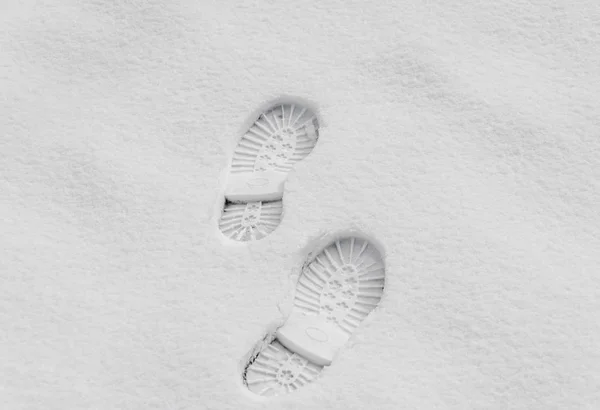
left=1, top=0, right=600, bottom=409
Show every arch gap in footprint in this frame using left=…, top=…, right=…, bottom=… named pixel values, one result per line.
left=243, top=236, right=385, bottom=396
left=219, top=101, right=320, bottom=242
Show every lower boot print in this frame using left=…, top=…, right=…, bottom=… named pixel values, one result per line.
left=244, top=236, right=385, bottom=396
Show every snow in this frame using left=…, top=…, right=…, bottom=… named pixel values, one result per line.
left=2, top=0, right=600, bottom=409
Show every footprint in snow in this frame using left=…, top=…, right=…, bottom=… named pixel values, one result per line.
left=218, top=102, right=320, bottom=242
left=243, top=236, right=385, bottom=396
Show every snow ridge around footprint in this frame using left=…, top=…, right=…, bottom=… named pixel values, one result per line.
left=219, top=102, right=320, bottom=242
left=244, top=236, right=385, bottom=396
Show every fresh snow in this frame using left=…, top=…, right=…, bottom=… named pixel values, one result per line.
left=1, top=0, right=600, bottom=409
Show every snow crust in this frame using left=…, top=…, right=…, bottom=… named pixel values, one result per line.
left=1, top=0, right=599, bottom=409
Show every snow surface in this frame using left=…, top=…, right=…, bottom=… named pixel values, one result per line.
left=2, top=0, right=600, bottom=409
